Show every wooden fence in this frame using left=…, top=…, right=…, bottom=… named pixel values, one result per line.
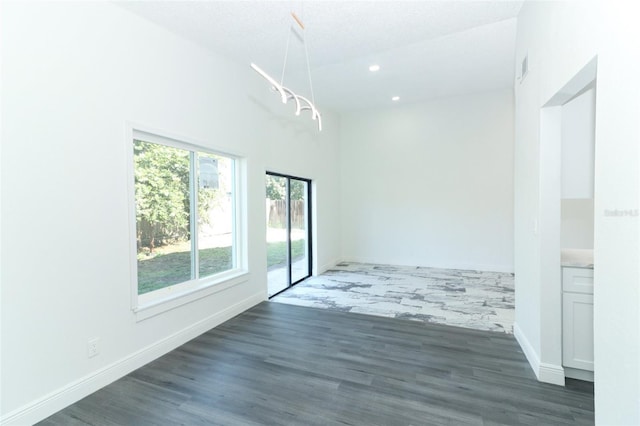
left=266, top=200, right=306, bottom=229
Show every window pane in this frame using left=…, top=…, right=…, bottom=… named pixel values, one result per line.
left=266, top=175, right=289, bottom=296
left=134, top=140, right=192, bottom=294
left=290, top=179, right=309, bottom=283
left=198, top=152, right=234, bottom=277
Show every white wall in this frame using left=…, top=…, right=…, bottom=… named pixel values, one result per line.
left=562, top=88, right=596, bottom=199
left=340, top=89, right=514, bottom=272
left=0, top=2, right=341, bottom=424
left=561, top=199, right=594, bottom=249
left=514, top=1, right=639, bottom=423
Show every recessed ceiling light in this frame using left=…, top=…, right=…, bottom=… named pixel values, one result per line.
left=369, top=64, right=380, bottom=72
left=392, top=96, right=400, bottom=101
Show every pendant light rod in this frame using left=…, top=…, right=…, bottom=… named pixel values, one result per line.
left=250, top=63, right=287, bottom=104
left=250, top=63, right=322, bottom=131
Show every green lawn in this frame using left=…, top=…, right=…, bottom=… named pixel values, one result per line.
left=138, top=240, right=306, bottom=294
left=266, top=239, right=305, bottom=270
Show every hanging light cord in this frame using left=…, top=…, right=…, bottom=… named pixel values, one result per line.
left=303, top=24, right=316, bottom=106
left=280, top=21, right=292, bottom=86
left=281, top=11, right=315, bottom=105
left=250, top=8, right=322, bottom=131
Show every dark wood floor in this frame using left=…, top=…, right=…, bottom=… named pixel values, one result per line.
left=39, top=302, right=594, bottom=426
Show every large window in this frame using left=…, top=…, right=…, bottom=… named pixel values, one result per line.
left=129, top=129, right=242, bottom=314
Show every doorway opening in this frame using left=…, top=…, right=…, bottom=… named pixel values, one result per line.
left=266, top=172, right=312, bottom=297
left=538, top=56, right=597, bottom=385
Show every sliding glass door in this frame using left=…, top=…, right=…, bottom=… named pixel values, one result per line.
left=266, top=172, right=311, bottom=297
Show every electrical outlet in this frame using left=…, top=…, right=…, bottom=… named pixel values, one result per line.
left=87, top=337, right=100, bottom=358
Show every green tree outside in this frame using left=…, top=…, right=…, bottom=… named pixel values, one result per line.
left=266, top=175, right=305, bottom=201
left=134, top=140, right=190, bottom=253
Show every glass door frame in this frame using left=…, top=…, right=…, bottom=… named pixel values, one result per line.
left=266, top=171, right=312, bottom=298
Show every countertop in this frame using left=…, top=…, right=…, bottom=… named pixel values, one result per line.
left=561, top=248, right=594, bottom=269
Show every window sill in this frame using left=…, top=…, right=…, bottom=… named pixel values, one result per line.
left=133, top=270, right=250, bottom=322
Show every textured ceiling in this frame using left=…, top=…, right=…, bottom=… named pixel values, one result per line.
left=116, top=1, right=523, bottom=112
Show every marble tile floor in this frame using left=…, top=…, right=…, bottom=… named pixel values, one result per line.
left=271, top=262, right=515, bottom=333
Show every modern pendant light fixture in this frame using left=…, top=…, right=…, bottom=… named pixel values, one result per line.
left=250, top=11, right=322, bottom=131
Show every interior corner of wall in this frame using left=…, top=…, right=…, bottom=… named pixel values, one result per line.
left=317, top=258, right=339, bottom=275
left=513, top=322, right=541, bottom=376
left=514, top=322, right=565, bottom=386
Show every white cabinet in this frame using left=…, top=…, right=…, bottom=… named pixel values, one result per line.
left=562, top=266, right=594, bottom=294
left=563, top=292, right=594, bottom=370
left=562, top=267, right=594, bottom=379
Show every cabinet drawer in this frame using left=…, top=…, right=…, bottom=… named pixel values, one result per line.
left=562, top=267, right=593, bottom=294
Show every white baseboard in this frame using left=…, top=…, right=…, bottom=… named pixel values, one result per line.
left=340, top=257, right=514, bottom=274
left=538, top=362, right=565, bottom=386
left=1, top=292, right=264, bottom=426
left=513, top=322, right=565, bottom=386
left=513, top=322, right=540, bottom=376
left=564, top=367, right=594, bottom=382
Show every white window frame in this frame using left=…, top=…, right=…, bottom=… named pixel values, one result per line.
left=126, top=125, right=248, bottom=321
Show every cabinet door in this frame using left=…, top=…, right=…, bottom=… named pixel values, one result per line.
left=563, top=292, right=594, bottom=371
